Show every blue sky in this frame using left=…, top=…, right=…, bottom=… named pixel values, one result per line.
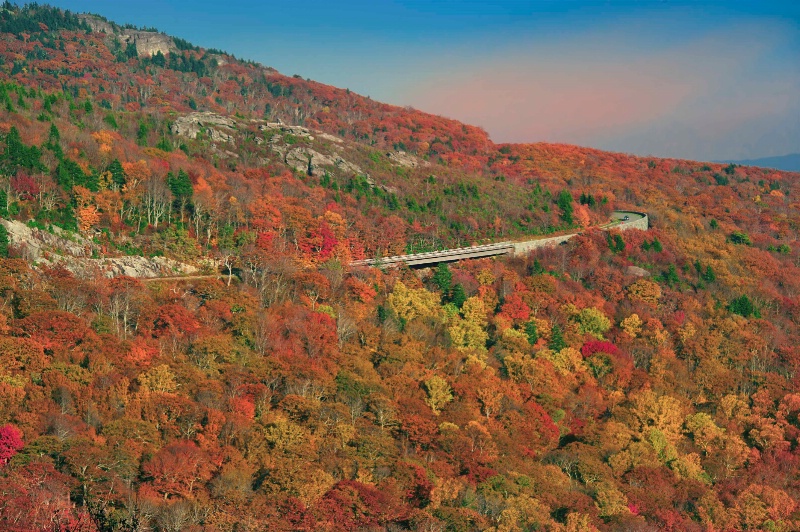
left=48, top=1, right=800, bottom=161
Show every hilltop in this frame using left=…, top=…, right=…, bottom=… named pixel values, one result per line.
left=0, top=4, right=800, bottom=531
left=721, top=153, right=800, bottom=173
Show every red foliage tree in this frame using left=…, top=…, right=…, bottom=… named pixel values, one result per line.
left=142, top=441, right=214, bottom=499
left=0, top=424, right=23, bottom=465
left=581, top=339, right=619, bottom=358
left=318, top=480, right=405, bottom=531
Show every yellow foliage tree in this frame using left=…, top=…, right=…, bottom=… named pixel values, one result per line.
left=388, top=280, right=440, bottom=323
left=685, top=412, right=725, bottom=452
left=620, top=313, right=643, bottom=337
left=477, top=268, right=496, bottom=286
left=97, top=170, right=113, bottom=190
left=537, top=347, right=585, bottom=376
left=565, top=512, right=600, bottom=532
left=265, top=419, right=315, bottom=457
left=631, top=391, right=685, bottom=443
left=449, top=296, right=489, bottom=353
left=627, top=279, right=662, bottom=306
left=138, top=364, right=178, bottom=394
left=496, top=495, right=556, bottom=532
left=573, top=307, right=611, bottom=339
left=423, top=375, right=453, bottom=415
left=594, top=481, right=629, bottom=518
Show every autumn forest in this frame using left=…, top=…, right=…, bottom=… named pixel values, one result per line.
left=0, top=3, right=800, bottom=531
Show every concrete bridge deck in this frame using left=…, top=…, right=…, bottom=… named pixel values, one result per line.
left=350, top=211, right=647, bottom=268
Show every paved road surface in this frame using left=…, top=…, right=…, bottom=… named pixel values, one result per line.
left=126, top=210, right=648, bottom=279
left=351, top=210, right=648, bottom=268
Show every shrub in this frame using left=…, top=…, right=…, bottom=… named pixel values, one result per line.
left=729, top=232, right=751, bottom=245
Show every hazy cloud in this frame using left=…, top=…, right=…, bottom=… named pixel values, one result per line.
left=397, top=18, right=800, bottom=161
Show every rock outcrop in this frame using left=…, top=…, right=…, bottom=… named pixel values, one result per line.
left=122, top=30, right=177, bottom=57
left=79, top=256, right=197, bottom=278
left=78, top=15, right=114, bottom=34
left=0, top=219, right=197, bottom=278
left=260, top=122, right=315, bottom=140
left=173, top=112, right=371, bottom=178
left=387, top=150, right=428, bottom=168
left=1, top=219, right=94, bottom=260
left=275, top=146, right=364, bottom=177
left=171, top=112, right=236, bottom=142
left=625, top=265, right=651, bottom=277
left=79, top=15, right=177, bottom=57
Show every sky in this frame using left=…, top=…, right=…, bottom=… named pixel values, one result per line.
left=48, top=1, right=800, bottom=162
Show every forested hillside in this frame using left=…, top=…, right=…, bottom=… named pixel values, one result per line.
left=1, top=3, right=800, bottom=531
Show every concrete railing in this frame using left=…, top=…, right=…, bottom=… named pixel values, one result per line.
left=512, top=211, right=648, bottom=256
left=352, top=210, right=648, bottom=268
left=615, top=211, right=649, bottom=232
left=350, top=241, right=515, bottom=268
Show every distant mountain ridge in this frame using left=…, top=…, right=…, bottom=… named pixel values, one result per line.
left=719, top=153, right=800, bottom=172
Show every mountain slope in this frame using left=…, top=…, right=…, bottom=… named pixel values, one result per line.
left=1, top=4, right=800, bottom=532
left=722, top=153, right=800, bottom=172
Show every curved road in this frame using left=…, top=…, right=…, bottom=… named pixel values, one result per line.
left=351, top=210, right=648, bottom=268
left=131, top=211, right=648, bottom=280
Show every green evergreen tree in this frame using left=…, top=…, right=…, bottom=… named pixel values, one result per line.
left=661, top=264, right=680, bottom=287
left=168, top=169, right=193, bottom=200
left=107, top=159, right=126, bottom=189
left=613, top=234, right=625, bottom=253
left=729, top=232, right=751, bottom=245
left=450, top=283, right=466, bottom=309
left=556, top=190, right=574, bottom=225
left=152, top=50, right=166, bottom=67
left=729, top=295, right=756, bottom=318
left=2, top=126, right=43, bottom=173
left=608, top=233, right=625, bottom=253
left=56, top=158, right=95, bottom=191
left=156, top=137, right=172, bottom=152
left=651, top=238, right=663, bottom=252
left=0, top=223, right=9, bottom=258
left=549, top=323, right=566, bottom=351
left=525, top=320, right=539, bottom=345
left=136, top=122, right=149, bottom=146
left=433, top=262, right=452, bottom=294
left=702, top=265, right=716, bottom=283
left=168, top=169, right=194, bottom=222
left=125, top=41, right=138, bottom=59
left=47, top=122, right=60, bottom=145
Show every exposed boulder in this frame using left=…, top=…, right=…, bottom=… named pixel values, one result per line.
left=333, top=155, right=363, bottom=176
left=1, top=219, right=94, bottom=261
left=78, top=14, right=114, bottom=34
left=317, top=132, right=344, bottom=144
left=276, top=146, right=367, bottom=177
left=387, top=150, right=427, bottom=168
left=209, top=54, right=227, bottom=67
left=171, top=112, right=236, bottom=142
left=79, top=16, right=177, bottom=57
left=80, top=256, right=198, bottom=278
left=260, top=122, right=315, bottom=140
left=176, top=111, right=366, bottom=178
left=0, top=219, right=197, bottom=279
left=121, top=30, right=176, bottom=57
left=626, top=265, right=651, bottom=277
left=283, top=147, right=336, bottom=176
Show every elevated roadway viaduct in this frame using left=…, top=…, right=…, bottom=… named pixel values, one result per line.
left=350, top=211, right=648, bottom=268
